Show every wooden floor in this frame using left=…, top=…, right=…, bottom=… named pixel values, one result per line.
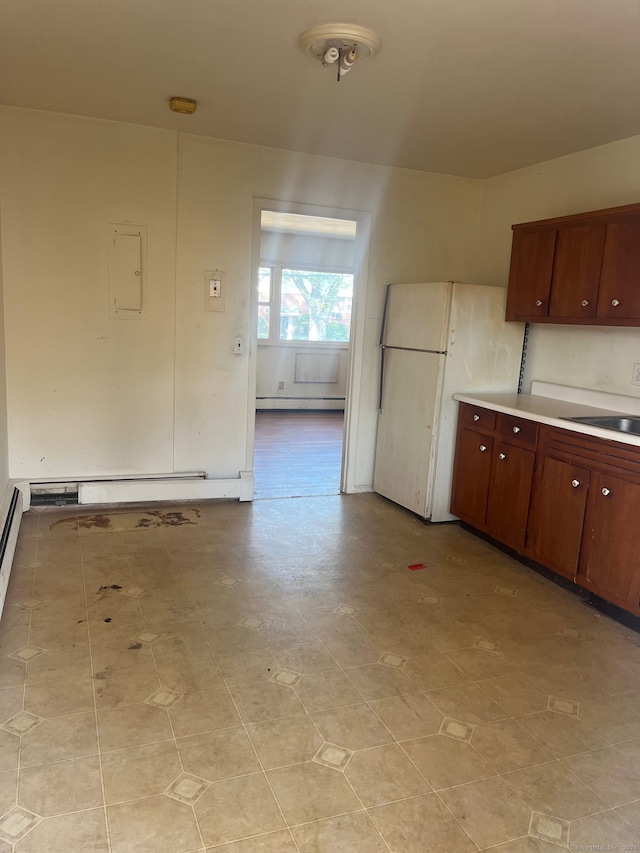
left=253, top=410, right=344, bottom=499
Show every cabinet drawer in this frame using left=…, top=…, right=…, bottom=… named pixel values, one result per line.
left=497, top=413, right=538, bottom=447
left=459, top=404, right=496, bottom=432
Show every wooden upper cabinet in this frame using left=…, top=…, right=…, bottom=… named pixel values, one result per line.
left=505, top=229, right=556, bottom=320
left=596, top=217, right=640, bottom=320
left=548, top=224, right=605, bottom=319
left=506, top=202, right=640, bottom=326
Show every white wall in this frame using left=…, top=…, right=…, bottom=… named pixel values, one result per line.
left=0, top=207, right=9, bottom=491
left=475, top=134, right=640, bottom=394
left=0, top=107, right=482, bottom=489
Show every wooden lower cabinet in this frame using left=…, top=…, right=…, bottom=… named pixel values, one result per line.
left=451, top=404, right=640, bottom=616
left=527, top=456, right=590, bottom=579
left=579, top=472, right=640, bottom=613
left=485, top=442, right=535, bottom=550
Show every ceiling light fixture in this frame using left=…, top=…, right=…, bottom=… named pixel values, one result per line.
left=299, top=23, right=382, bottom=82
left=169, top=97, right=198, bottom=115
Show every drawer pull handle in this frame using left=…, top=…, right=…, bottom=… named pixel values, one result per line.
left=473, top=414, right=480, bottom=422
left=498, top=452, right=507, bottom=460
left=581, top=299, right=590, bottom=307
left=535, top=299, right=543, bottom=307
left=512, top=426, right=521, bottom=433
left=611, top=299, right=620, bottom=307
left=479, top=445, right=487, bottom=452
left=601, top=487, right=611, bottom=497
left=571, top=479, right=580, bottom=488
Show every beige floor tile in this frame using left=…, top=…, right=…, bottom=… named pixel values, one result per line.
left=94, top=663, right=160, bottom=710
left=578, top=692, right=640, bottom=743
left=482, top=838, right=569, bottom=853
left=0, top=688, right=24, bottom=724
left=98, top=703, right=172, bottom=752
left=205, top=625, right=269, bottom=655
left=344, top=743, right=430, bottom=806
left=322, top=635, right=384, bottom=667
left=369, top=692, right=444, bottom=740
left=515, top=709, right=607, bottom=757
left=471, top=718, right=553, bottom=773
left=156, top=656, right=226, bottom=694
left=275, top=641, right=338, bottom=674
left=294, top=670, right=363, bottom=712
left=247, top=715, right=324, bottom=770
left=569, top=810, right=640, bottom=850
left=438, top=775, right=532, bottom=848
left=403, top=651, right=468, bottom=691
left=564, top=746, right=640, bottom=807
left=267, top=762, right=360, bottom=825
left=503, top=760, right=607, bottom=820
left=528, top=665, right=604, bottom=702
left=573, top=658, right=640, bottom=695
left=342, top=663, right=417, bottom=700
left=24, top=676, right=94, bottom=718
left=427, top=682, right=508, bottom=724
left=446, top=646, right=519, bottom=679
left=292, top=811, right=388, bottom=852
left=20, top=712, right=97, bottom=768
left=230, top=680, right=305, bottom=723
left=87, top=614, right=146, bottom=644
left=195, top=772, right=285, bottom=847
left=101, top=740, right=182, bottom=803
left=478, top=674, right=550, bottom=716
left=107, top=794, right=202, bottom=853
left=177, top=727, right=260, bottom=782
left=90, top=638, right=154, bottom=673
left=216, top=648, right=280, bottom=687
left=311, top=704, right=394, bottom=751
left=369, top=792, right=477, bottom=853
left=25, top=646, right=91, bottom=685
left=302, top=612, right=369, bottom=641
left=0, top=732, right=19, bottom=772
left=0, top=658, right=26, bottom=690
left=615, top=800, right=640, bottom=833
left=0, top=770, right=17, bottom=815
left=207, top=829, right=298, bottom=852
left=14, top=808, right=109, bottom=853
left=18, top=755, right=102, bottom=816
left=169, top=688, right=241, bottom=738
left=401, top=734, right=493, bottom=790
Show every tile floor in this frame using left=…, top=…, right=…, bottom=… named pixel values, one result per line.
left=0, top=494, right=639, bottom=852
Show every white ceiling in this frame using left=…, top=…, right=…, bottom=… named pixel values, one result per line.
left=2, top=0, right=639, bottom=178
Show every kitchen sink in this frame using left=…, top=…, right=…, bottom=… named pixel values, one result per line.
left=563, top=414, right=640, bottom=435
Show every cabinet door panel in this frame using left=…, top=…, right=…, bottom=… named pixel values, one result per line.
left=506, top=230, right=556, bottom=320
left=486, top=443, right=535, bottom=550
left=549, top=224, right=605, bottom=318
left=579, top=472, right=640, bottom=612
left=450, top=428, right=493, bottom=526
left=528, top=457, right=589, bottom=578
left=597, top=218, right=640, bottom=320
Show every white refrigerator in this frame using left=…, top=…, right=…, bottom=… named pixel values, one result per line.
left=374, top=282, right=524, bottom=521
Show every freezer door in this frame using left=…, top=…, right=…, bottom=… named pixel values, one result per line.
left=374, top=348, right=444, bottom=517
left=382, top=282, right=451, bottom=351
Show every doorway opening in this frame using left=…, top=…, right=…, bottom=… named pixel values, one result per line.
left=252, top=208, right=357, bottom=499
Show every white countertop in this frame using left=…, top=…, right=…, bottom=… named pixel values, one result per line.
left=454, top=381, right=640, bottom=448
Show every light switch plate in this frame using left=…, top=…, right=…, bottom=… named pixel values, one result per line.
left=204, top=270, right=225, bottom=312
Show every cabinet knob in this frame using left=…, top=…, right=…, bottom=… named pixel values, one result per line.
left=498, top=452, right=507, bottom=460
left=512, top=425, right=521, bottom=433
left=535, top=299, right=543, bottom=307
left=611, top=299, right=620, bottom=307
left=581, top=299, right=590, bottom=307
left=479, top=444, right=487, bottom=452
left=571, top=479, right=580, bottom=488
left=601, top=487, right=611, bottom=497
left=473, top=414, right=480, bottom=422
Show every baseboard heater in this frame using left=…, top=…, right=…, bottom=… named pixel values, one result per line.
left=0, top=485, right=24, bottom=621
left=26, top=471, right=254, bottom=507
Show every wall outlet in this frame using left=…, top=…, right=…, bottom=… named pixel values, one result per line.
left=633, top=363, right=640, bottom=386
left=278, top=381, right=285, bottom=390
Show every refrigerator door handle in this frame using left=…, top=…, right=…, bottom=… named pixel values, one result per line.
left=378, top=345, right=386, bottom=412
left=378, top=283, right=392, bottom=412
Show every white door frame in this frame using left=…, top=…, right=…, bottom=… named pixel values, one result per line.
left=247, top=197, right=371, bottom=495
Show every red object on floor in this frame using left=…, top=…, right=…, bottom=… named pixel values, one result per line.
left=408, top=563, right=426, bottom=571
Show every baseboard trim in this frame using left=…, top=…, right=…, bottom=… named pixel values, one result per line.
left=78, top=472, right=254, bottom=504
left=0, top=485, right=24, bottom=621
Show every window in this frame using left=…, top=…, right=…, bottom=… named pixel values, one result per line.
left=258, top=265, right=353, bottom=344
